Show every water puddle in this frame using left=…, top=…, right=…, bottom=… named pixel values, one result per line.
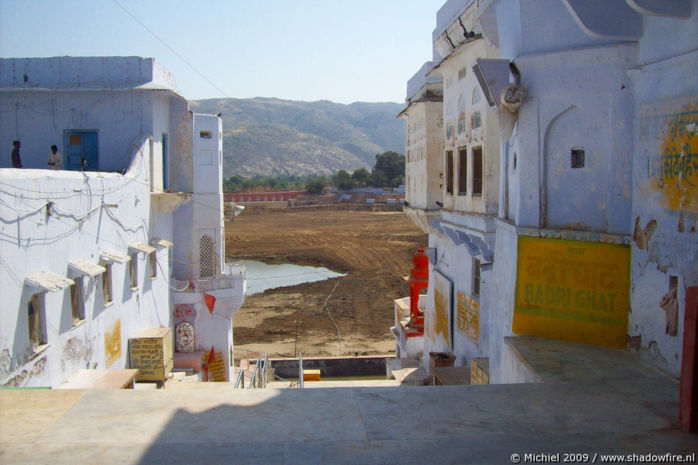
left=230, top=259, right=344, bottom=295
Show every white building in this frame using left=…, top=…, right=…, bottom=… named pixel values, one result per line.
left=0, top=57, right=245, bottom=387
left=399, top=0, right=698, bottom=417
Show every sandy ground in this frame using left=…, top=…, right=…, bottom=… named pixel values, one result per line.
left=225, top=203, right=428, bottom=359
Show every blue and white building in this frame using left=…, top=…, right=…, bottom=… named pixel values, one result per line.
left=0, top=57, right=245, bottom=387
left=399, top=0, right=698, bottom=398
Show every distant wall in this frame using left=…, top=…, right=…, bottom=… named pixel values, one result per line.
left=270, top=356, right=388, bottom=379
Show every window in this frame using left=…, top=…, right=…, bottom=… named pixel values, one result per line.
left=458, top=147, right=468, bottom=195
left=446, top=150, right=454, bottom=195
left=199, top=130, right=212, bottom=139
left=472, top=87, right=482, bottom=105
left=70, top=277, right=85, bottom=324
left=472, top=146, right=483, bottom=195
left=571, top=148, right=585, bottom=168
left=200, top=235, right=215, bottom=278
left=457, top=95, right=467, bottom=134
left=28, top=293, right=46, bottom=350
left=149, top=251, right=157, bottom=279
left=472, top=111, right=481, bottom=129
left=102, top=263, right=113, bottom=306
left=129, top=252, right=138, bottom=290
left=458, top=67, right=467, bottom=80
left=472, top=259, right=481, bottom=297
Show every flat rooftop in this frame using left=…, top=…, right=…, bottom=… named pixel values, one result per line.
left=1, top=337, right=696, bottom=464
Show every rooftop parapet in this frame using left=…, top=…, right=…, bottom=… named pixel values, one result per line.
left=433, top=0, right=476, bottom=42
left=0, top=56, right=179, bottom=92
left=405, top=61, right=443, bottom=103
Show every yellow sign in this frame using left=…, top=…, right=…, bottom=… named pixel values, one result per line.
left=641, top=99, right=698, bottom=212
left=433, top=270, right=452, bottom=349
left=130, top=338, right=162, bottom=380
left=202, top=350, right=227, bottom=382
left=456, top=291, right=479, bottom=343
left=104, top=320, right=121, bottom=367
left=434, top=288, right=449, bottom=344
left=513, top=236, right=630, bottom=347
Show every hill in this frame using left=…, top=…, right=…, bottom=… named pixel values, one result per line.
left=190, top=98, right=405, bottom=178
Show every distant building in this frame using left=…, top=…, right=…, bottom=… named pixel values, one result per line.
left=398, top=0, right=697, bottom=415
left=0, top=57, right=245, bottom=387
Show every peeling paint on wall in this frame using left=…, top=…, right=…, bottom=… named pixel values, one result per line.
left=0, top=349, right=11, bottom=379
left=3, top=356, right=46, bottom=387
left=61, top=337, right=94, bottom=372
left=633, top=217, right=657, bottom=250
left=659, top=277, right=679, bottom=336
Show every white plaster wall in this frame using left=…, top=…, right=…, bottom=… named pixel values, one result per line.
left=0, top=90, right=154, bottom=172
left=0, top=57, right=172, bottom=91
left=436, top=39, right=500, bottom=215
left=626, top=7, right=698, bottom=377
left=494, top=0, right=615, bottom=61
left=422, top=232, right=490, bottom=368
left=487, top=221, right=518, bottom=383
left=0, top=140, right=172, bottom=387
left=511, top=44, right=635, bottom=233
left=193, top=114, right=225, bottom=276
left=405, top=102, right=445, bottom=211
left=167, top=99, right=194, bottom=194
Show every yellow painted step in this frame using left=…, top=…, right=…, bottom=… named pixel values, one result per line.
left=303, top=369, right=321, bottom=381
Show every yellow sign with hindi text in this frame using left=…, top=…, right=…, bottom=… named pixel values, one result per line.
left=513, top=236, right=630, bottom=347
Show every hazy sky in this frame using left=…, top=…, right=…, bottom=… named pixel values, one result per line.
left=0, top=1, right=445, bottom=104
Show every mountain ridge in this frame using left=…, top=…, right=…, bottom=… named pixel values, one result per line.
left=190, top=97, right=406, bottom=178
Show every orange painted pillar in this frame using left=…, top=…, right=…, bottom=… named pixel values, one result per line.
left=680, top=286, right=698, bottom=433
left=409, top=246, right=429, bottom=328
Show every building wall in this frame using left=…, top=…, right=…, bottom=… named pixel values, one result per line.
left=626, top=8, right=698, bottom=376
left=437, top=39, right=500, bottom=215
left=0, top=90, right=150, bottom=172
left=0, top=56, right=177, bottom=91
left=167, top=98, right=194, bottom=194
left=493, top=0, right=615, bottom=60
left=405, top=101, right=444, bottom=211
left=193, top=114, right=225, bottom=277
left=423, top=230, right=490, bottom=368
left=509, top=44, right=635, bottom=233
left=1, top=57, right=183, bottom=174
left=405, top=0, right=698, bottom=381
left=0, top=142, right=172, bottom=387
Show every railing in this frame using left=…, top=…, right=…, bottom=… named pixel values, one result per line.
left=247, top=355, right=261, bottom=389
left=234, top=366, right=245, bottom=389
left=299, top=352, right=304, bottom=389
left=238, top=352, right=273, bottom=389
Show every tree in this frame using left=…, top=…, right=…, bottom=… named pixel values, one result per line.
left=371, top=151, right=405, bottom=187
left=306, top=178, right=327, bottom=194
left=351, top=167, right=371, bottom=187
left=333, top=169, right=355, bottom=191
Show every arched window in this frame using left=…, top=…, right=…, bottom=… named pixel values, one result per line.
left=472, top=87, right=482, bottom=105
left=200, top=235, right=215, bottom=278
left=457, top=95, right=467, bottom=134
left=472, top=111, right=482, bottom=129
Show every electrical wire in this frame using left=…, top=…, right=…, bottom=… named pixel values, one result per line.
left=111, top=0, right=231, bottom=99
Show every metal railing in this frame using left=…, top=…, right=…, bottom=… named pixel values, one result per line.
left=234, top=365, right=245, bottom=389
left=237, top=353, right=273, bottom=389
left=299, top=352, right=304, bottom=389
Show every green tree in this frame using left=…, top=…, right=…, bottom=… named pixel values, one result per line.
left=351, top=167, right=371, bottom=187
left=333, top=169, right=355, bottom=191
left=370, top=151, right=405, bottom=187
left=306, top=178, right=328, bottom=194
